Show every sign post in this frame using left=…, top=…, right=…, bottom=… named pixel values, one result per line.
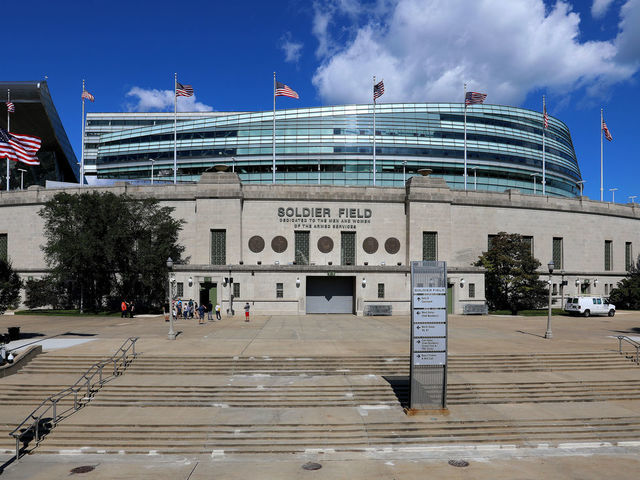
left=409, top=261, right=447, bottom=410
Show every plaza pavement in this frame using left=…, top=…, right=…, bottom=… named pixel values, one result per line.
left=1, top=310, right=640, bottom=479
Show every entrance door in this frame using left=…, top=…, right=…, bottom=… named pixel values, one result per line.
left=306, top=276, right=354, bottom=314
left=200, top=282, right=217, bottom=306
left=447, top=284, right=453, bottom=314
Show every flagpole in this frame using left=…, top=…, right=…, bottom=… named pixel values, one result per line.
left=463, top=83, right=467, bottom=191
left=373, top=75, right=377, bottom=186
left=542, top=95, right=546, bottom=195
left=81, top=80, right=85, bottom=187
left=6, top=89, right=9, bottom=191
left=600, top=108, right=603, bottom=202
left=174, top=73, right=178, bottom=185
left=272, top=72, right=276, bottom=184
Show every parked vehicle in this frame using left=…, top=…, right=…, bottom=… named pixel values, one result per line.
left=564, top=297, right=615, bottom=317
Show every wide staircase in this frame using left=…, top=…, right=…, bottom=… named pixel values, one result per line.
left=2, top=351, right=640, bottom=455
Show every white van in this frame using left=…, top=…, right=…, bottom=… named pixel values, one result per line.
left=564, top=297, right=615, bottom=317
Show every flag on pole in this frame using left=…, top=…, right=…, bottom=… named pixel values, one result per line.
left=81, top=90, right=95, bottom=102
left=602, top=120, right=613, bottom=141
left=465, top=91, right=487, bottom=105
left=0, top=129, right=41, bottom=165
left=6, top=102, right=14, bottom=113
left=275, top=81, right=299, bottom=99
left=176, top=82, right=194, bottom=97
left=373, top=80, right=384, bottom=100
left=543, top=105, right=549, bottom=129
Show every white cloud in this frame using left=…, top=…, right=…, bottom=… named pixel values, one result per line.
left=591, top=0, right=615, bottom=18
left=125, top=87, right=213, bottom=112
left=312, top=0, right=640, bottom=106
left=281, top=33, right=304, bottom=63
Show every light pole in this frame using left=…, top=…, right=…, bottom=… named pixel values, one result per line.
left=166, top=257, right=176, bottom=340
left=17, top=168, right=26, bottom=190
left=531, top=174, right=539, bottom=195
left=630, top=196, right=637, bottom=204
left=470, top=167, right=477, bottom=190
left=576, top=180, right=585, bottom=196
left=609, top=188, right=618, bottom=203
left=545, top=260, right=554, bottom=339
left=402, top=160, right=407, bottom=184
left=150, top=158, right=155, bottom=185
left=231, top=157, right=236, bottom=173
left=318, top=159, right=321, bottom=185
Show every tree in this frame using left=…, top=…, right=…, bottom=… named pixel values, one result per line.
left=39, top=191, right=185, bottom=312
left=0, top=259, right=23, bottom=314
left=24, top=276, right=66, bottom=310
left=474, top=232, right=548, bottom=315
left=609, top=255, right=640, bottom=309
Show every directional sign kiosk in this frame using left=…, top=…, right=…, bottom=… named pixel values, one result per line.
left=410, top=261, right=447, bottom=410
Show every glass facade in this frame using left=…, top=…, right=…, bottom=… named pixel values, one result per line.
left=85, top=103, right=582, bottom=197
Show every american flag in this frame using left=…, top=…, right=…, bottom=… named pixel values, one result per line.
left=81, top=90, right=95, bottom=102
left=6, top=101, right=15, bottom=113
left=465, top=91, right=487, bottom=105
left=373, top=80, right=384, bottom=101
left=176, top=82, right=194, bottom=97
left=602, top=121, right=613, bottom=141
left=543, top=105, right=549, bottom=129
left=0, top=129, right=41, bottom=165
left=275, top=81, right=299, bottom=99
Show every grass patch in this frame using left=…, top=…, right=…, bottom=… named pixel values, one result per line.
left=489, top=308, right=566, bottom=316
left=14, top=309, right=121, bottom=317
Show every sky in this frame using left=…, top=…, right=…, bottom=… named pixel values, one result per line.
left=4, top=0, right=639, bottom=202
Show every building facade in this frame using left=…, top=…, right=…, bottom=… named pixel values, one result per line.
left=1, top=172, right=637, bottom=316
left=85, top=103, right=581, bottom=197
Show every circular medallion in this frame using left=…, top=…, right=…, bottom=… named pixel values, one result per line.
left=248, top=235, right=265, bottom=253
left=384, top=237, right=401, bottom=254
left=362, top=237, right=379, bottom=254
left=271, top=235, right=288, bottom=253
left=317, top=236, right=334, bottom=253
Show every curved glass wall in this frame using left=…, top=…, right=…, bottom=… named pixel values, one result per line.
left=87, top=103, right=582, bottom=197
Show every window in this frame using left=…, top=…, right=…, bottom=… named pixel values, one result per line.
left=233, top=283, right=240, bottom=298
left=295, top=231, right=310, bottom=265
left=423, top=232, right=437, bottom=261
left=605, top=284, right=609, bottom=295
left=211, top=230, right=226, bottom=265
left=552, top=237, right=563, bottom=269
left=341, top=232, right=356, bottom=265
left=469, top=283, right=475, bottom=298
left=552, top=283, right=558, bottom=295
left=177, top=282, right=184, bottom=298
left=0, top=233, right=6, bottom=261
left=488, top=234, right=497, bottom=250
left=626, top=242, right=633, bottom=271
left=522, top=236, right=534, bottom=256
left=378, top=283, right=385, bottom=299
left=604, top=240, right=612, bottom=271
left=276, top=283, right=283, bottom=298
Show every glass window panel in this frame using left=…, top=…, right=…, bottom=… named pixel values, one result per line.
left=211, top=230, right=226, bottom=265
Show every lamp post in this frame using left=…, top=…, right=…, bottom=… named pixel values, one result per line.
left=629, top=196, right=637, bottom=204
left=231, top=156, right=236, bottom=173
left=402, top=160, right=407, bottom=184
left=318, top=159, right=321, bottom=185
left=576, top=180, right=585, bottom=196
left=150, top=158, right=155, bottom=185
left=166, top=257, right=176, bottom=340
left=531, top=173, right=539, bottom=195
left=470, top=167, right=477, bottom=190
left=17, top=168, right=26, bottom=190
left=609, top=188, right=618, bottom=203
left=545, top=260, right=554, bottom=339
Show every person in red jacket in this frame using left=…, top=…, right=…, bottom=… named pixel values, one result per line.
left=121, top=300, right=128, bottom=318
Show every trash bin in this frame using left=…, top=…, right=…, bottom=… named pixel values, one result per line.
left=8, top=327, right=20, bottom=341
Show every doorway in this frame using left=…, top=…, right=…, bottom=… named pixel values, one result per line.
left=306, top=276, right=355, bottom=314
left=200, top=282, right=217, bottom=306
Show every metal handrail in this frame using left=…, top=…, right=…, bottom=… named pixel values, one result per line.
left=617, top=335, right=640, bottom=364
left=8, top=336, right=138, bottom=461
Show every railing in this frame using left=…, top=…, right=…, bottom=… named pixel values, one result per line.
left=8, top=337, right=139, bottom=461
left=617, top=336, right=640, bottom=365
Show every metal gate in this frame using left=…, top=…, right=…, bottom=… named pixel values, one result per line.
left=306, top=276, right=354, bottom=314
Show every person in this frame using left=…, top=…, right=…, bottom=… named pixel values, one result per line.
left=215, top=302, right=221, bottom=321
left=193, top=302, right=198, bottom=319
left=198, top=303, right=206, bottom=324
left=177, top=300, right=182, bottom=318
left=129, top=301, right=135, bottom=318
left=121, top=300, right=128, bottom=318
left=207, top=301, right=213, bottom=321
left=188, top=299, right=194, bottom=318
left=244, top=302, right=250, bottom=322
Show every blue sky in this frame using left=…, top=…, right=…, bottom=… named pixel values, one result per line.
left=4, top=0, right=639, bottom=201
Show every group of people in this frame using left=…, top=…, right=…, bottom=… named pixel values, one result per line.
left=173, top=299, right=222, bottom=324
left=120, top=300, right=135, bottom=318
